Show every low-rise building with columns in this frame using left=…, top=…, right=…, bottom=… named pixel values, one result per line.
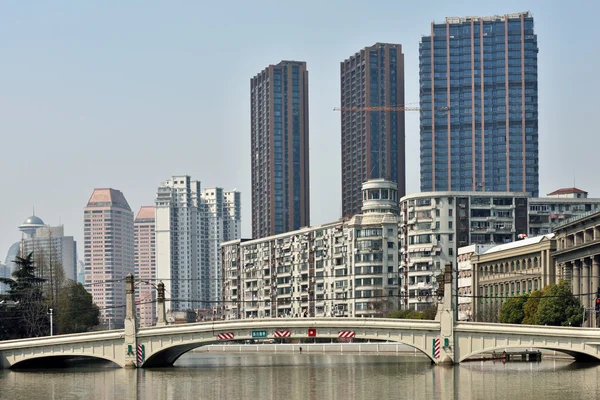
left=552, top=210, right=600, bottom=326
left=471, top=234, right=556, bottom=322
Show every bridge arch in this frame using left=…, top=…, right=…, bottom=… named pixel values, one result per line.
left=141, top=332, right=436, bottom=368
left=459, top=344, right=600, bottom=363
left=9, top=353, right=122, bottom=369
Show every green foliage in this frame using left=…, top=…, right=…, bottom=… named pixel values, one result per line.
left=522, top=289, right=543, bottom=325
left=389, top=309, right=423, bottom=319
left=420, top=305, right=438, bottom=320
left=56, top=283, right=100, bottom=334
left=535, top=280, right=583, bottom=327
left=498, top=281, right=583, bottom=327
left=499, top=295, right=528, bottom=324
left=389, top=305, right=438, bottom=320
left=0, top=253, right=48, bottom=339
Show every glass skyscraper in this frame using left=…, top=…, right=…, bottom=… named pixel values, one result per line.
left=341, top=43, right=405, bottom=217
left=251, top=61, right=310, bottom=238
left=419, top=12, right=538, bottom=196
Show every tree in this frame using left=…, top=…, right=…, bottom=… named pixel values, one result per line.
left=0, top=253, right=48, bottom=338
left=389, top=305, right=438, bottom=320
left=499, top=294, right=528, bottom=324
left=522, top=289, right=543, bottom=325
left=420, top=305, right=438, bottom=320
left=56, top=282, right=100, bottom=334
left=535, top=280, right=583, bottom=327
left=389, top=309, right=423, bottom=319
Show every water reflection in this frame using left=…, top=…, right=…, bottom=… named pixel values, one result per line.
left=1, top=353, right=600, bottom=400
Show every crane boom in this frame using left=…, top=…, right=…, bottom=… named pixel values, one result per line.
left=333, top=106, right=420, bottom=112
left=333, top=106, right=449, bottom=112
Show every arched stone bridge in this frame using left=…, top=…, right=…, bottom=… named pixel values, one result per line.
left=2, top=317, right=600, bottom=368
left=2, top=272, right=600, bottom=368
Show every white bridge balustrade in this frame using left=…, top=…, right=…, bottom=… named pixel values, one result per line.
left=2, top=272, right=600, bottom=369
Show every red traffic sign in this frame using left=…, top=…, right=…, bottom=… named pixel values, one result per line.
left=308, top=328, right=317, bottom=337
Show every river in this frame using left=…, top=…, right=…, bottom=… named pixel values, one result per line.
left=1, top=352, right=599, bottom=400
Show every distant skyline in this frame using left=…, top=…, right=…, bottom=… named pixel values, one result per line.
left=2, top=1, right=599, bottom=260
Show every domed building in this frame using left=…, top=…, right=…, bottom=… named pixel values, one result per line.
left=18, top=215, right=46, bottom=238
left=2, top=214, right=77, bottom=284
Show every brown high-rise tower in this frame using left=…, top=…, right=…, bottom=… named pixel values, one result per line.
left=340, top=43, right=406, bottom=217
left=251, top=61, right=310, bottom=238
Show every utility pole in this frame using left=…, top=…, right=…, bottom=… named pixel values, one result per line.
left=595, top=288, right=600, bottom=328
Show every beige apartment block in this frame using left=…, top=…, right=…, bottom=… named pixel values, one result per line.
left=134, top=206, right=156, bottom=327
left=84, top=188, right=134, bottom=329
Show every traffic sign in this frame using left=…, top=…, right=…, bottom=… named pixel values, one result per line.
left=218, top=332, right=234, bottom=340
left=252, top=330, right=267, bottom=338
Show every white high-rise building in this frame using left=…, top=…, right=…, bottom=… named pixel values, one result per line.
left=155, top=176, right=241, bottom=314
left=201, top=188, right=241, bottom=305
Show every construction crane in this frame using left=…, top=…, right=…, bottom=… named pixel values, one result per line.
left=333, top=105, right=420, bottom=112
left=333, top=106, right=449, bottom=112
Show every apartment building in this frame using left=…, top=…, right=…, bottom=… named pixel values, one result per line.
left=222, top=179, right=400, bottom=319
left=84, top=188, right=134, bottom=328
left=134, top=206, right=156, bottom=327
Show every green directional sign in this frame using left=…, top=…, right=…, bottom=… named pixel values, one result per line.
left=252, top=330, right=267, bottom=338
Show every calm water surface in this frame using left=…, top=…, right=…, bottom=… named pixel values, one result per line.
left=1, top=353, right=599, bottom=400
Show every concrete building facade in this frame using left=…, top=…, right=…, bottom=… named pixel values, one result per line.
left=400, top=191, right=600, bottom=312
left=457, top=243, right=495, bottom=321
left=222, top=179, right=400, bottom=320
left=400, top=191, right=529, bottom=311
left=134, top=206, right=156, bottom=327
left=553, top=210, right=600, bottom=326
left=84, top=188, right=134, bottom=328
left=251, top=60, right=310, bottom=238
left=340, top=43, right=405, bottom=216
left=529, top=188, right=600, bottom=235
left=471, top=234, right=556, bottom=322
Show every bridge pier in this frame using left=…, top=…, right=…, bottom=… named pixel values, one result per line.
left=124, top=274, right=138, bottom=368
left=437, top=263, right=455, bottom=365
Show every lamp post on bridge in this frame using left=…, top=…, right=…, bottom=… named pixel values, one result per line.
left=124, top=274, right=138, bottom=368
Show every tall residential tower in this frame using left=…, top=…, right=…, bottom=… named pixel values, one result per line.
left=340, top=43, right=406, bottom=217
left=419, top=12, right=538, bottom=196
left=251, top=60, right=310, bottom=238
left=155, top=176, right=241, bottom=314
left=83, top=188, right=134, bottom=328
left=134, top=206, right=156, bottom=327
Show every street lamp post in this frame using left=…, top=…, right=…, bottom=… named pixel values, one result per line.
left=48, top=308, right=53, bottom=336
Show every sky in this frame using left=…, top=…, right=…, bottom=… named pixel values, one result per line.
left=1, top=0, right=599, bottom=261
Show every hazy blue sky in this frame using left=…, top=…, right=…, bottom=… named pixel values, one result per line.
left=1, top=1, right=598, bottom=260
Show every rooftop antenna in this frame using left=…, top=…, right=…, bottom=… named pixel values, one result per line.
left=32, top=206, right=35, bottom=216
